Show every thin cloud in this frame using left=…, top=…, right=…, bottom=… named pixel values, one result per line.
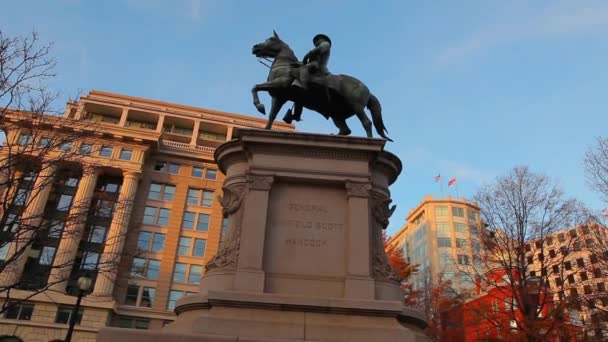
left=435, top=1, right=608, bottom=66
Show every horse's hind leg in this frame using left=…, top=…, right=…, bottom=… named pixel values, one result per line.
left=332, top=117, right=351, bottom=136
left=354, top=108, right=373, bottom=138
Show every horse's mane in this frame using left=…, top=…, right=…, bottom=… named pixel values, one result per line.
left=275, top=38, right=299, bottom=62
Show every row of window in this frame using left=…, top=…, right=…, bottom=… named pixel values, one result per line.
left=124, top=285, right=199, bottom=312
left=178, top=237, right=207, bottom=256
left=173, top=263, right=203, bottom=284
left=435, top=206, right=477, bottom=219
left=3, top=302, right=82, bottom=325
left=153, top=161, right=217, bottom=180
left=147, top=183, right=214, bottom=206
left=437, top=237, right=472, bottom=249
left=18, top=134, right=136, bottom=161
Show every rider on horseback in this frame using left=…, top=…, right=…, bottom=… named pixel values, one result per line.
left=286, top=34, right=332, bottom=123
left=300, top=34, right=332, bottom=90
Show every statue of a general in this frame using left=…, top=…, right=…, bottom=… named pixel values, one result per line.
left=251, top=31, right=392, bottom=141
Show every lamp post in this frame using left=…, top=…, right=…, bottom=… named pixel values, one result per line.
left=64, top=276, right=92, bottom=342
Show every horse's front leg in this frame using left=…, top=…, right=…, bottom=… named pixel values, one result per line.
left=251, top=80, right=285, bottom=115
left=265, top=97, right=287, bottom=130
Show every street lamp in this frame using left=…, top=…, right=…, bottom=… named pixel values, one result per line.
left=64, top=276, right=92, bottom=342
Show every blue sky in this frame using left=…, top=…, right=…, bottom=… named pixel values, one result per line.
left=3, top=0, right=608, bottom=235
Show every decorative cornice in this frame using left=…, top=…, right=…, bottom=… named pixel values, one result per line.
left=345, top=182, right=371, bottom=198
left=248, top=144, right=371, bottom=161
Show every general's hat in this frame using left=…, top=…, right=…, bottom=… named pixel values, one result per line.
left=313, top=34, right=332, bottom=46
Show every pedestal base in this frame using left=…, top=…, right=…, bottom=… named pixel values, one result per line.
left=99, top=293, right=427, bottom=342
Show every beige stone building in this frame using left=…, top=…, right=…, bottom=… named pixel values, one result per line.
left=0, top=90, right=293, bottom=341
left=388, top=195, right=482, bottom=292
left=525, top=223, right=608, bottom=339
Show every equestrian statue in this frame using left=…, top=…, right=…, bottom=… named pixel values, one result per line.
left=251, top=31, right=393, bottom=141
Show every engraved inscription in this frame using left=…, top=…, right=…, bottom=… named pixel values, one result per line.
left=285, top=238, right=328, bottom=248
left=265, top=182, right=347, bottom=278
left=283, top=201, right=344, bottom=249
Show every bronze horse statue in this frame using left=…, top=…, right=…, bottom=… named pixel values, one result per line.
left=251, top=32, right=393, bottom=141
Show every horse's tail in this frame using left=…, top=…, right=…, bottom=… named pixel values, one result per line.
left=367, top=93, right=393, bottom=142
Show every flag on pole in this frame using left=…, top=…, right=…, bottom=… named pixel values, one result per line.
left=435, top=174, right=441, bottom=183
left=448, top=177, right=457, bottom=187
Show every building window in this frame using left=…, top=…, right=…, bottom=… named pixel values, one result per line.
left=81, top=251, right=99, bottom=270
left=206, top=169, right=217, bottom=180
left=153, top=161, right=180, bottom=174
left=39, top=137, right=50, bottom=147
left=152, top=233, right=165, bottom=252
left=193, top=239, right=206, bottom=257
left=202, top=190, right=213, bottom=207
left=454, top=223, right=467, bottom=233
left=197, top=213, right=209, bottom=232
left=0, top=243, right=10, bottom=260
left=79, top=143, right=92, bottom=155
left=437, top=238, right=451, bottom=248
left=18, top=134, right=32, bottom=145
left=137, top=231, right=151, bottom=250
left=467, top=210, right=477, bottom=221
left=147, top=183, right=175, bottom=202
left=457, top=255, right=470, bottom=265
left=187, top=188, right=199, bottom=205
left=435, top=206, right=448, bottom=217
left=88, top=225, right=107, bottom=243
left=182, top=211, right=195, bottom=230
left=178, top=237, right=191, bottom=256
left=452, top=207, right=465, bottom=217
left=59, top=141, right=73, bottom=151
left=167, top=291, right=184, bottom=311
left=148, top=260, right=160, bottom=280
left=39, top=246, right=56, bottom=265
left=598, top=282, right=606, bottom=292
left=567, top=274, right=575, bottom=284
left=143, top=206, right=170, bottom=226
left=564, top=261, right=572, bottom=270
left=472, top=240, right=481, bottom=253
left=173, top=263, right=187, bottom=283
left=141, top=287, right=155, bottom=307
left=154, top=161, right=167, bottom=172
left=439, top=254, right=453, bottom=267
left=125, top=285, right=139, bottom=305
left=576, top=258, right=585, bottom=267
left=189, top=265, right=203, bottom=284
left=455, top=239, right=468, bottom=248
left=580, top=272, right=588, bottom=281
left=55, top=305, right=83, bottom=325
left=590, top=254, right=599, bottom=264
left=100, top=146, right=113, bottom=157
left=131, top=258, right=146, bottom=277
left=192, top=167, right=204, bottom=178
left=4, top=303, right=33, bottom=320
left=436, top=222, right=450, bottom=235
left=119, top=149, right=133, bottom=160
left=115, top=316, right=150, bottom=329
left=584, top=285, right=593, bottom=295
left=168, top=163, right=180, bottom=174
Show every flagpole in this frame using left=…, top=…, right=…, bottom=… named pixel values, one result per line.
left=440, top=179, right=444, bottom=196
left=455, top=183, right=460, bottom=199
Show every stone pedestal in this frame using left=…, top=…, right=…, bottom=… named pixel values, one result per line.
left=98, top=129, right=427, bottom=342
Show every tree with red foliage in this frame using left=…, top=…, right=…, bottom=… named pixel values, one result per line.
left=384, top=231, right=419, bottom=306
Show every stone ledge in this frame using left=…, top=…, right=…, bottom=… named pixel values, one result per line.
left=177, top=290, right=404, bottom=317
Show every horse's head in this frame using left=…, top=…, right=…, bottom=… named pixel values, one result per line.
left=252, top=30, right=289, bottom=59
